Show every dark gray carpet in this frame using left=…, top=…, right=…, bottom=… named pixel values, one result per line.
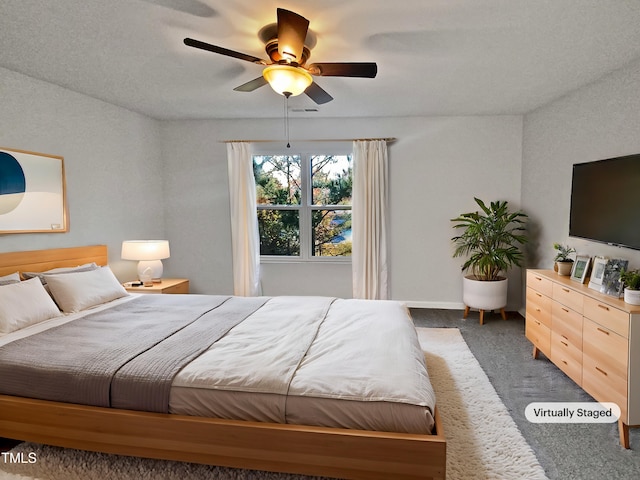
left=410, top=308, right=640, bottom=480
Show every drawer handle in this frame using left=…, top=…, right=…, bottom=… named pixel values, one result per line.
left=561, top=334, right=569, bottom=340
left=535, top=320, right=540, bottom=326
left=596, top=327, right=610, bottom=336
left=561, top=307, right=569, bottom=313
left=597, top=304, right=610, bottom=311
left=535, top=277, right=542, bottom=281
left=562, top=288, right=570, bottom=293
left=595, top=366, right=608, bottom=376
left=562, top=360, right=568, bottom=365
left=535, top=308, right=541, bottom=312
left=561, top=340, right=568, bottom=347
left=536, top=293, right=542, bottom=298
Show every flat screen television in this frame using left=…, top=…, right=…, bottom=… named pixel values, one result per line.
left=569, top=154, right=640, bottom=250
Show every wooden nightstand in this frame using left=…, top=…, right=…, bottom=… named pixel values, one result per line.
left=124, top=278, right=189, bottom=294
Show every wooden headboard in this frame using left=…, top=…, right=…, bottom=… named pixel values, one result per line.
left=0, top=245, right=108, bottom=278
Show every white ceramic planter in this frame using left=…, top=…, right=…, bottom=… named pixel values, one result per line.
left=462, top=276, right=508, bottom=310
left=624, top=288, right=640, bottom=306
left=556, top=261, right=573, bottom=276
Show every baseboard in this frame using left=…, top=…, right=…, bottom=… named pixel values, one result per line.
left=402, top=301, right=466, bottom=310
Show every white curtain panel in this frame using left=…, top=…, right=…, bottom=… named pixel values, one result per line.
left=352, top=140, right=389, bottom=300
left=227, top=142, right=261, bottom=296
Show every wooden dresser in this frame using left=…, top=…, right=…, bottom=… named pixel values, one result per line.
left=526, top=269, right=640, bottom=448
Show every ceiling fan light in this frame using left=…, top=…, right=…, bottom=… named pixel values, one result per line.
left=263, top=65, right=312, bottom=97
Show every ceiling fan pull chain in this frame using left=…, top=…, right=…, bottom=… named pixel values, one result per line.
left=283, top=94, right=287, bottom=141
left=284, top=92, right=291, bottom=148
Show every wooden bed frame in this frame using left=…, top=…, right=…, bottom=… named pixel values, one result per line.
left=0, top=245, right=446, bottom=479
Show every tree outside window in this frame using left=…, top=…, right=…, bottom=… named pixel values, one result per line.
left=253, top=153, right=352, bottom=259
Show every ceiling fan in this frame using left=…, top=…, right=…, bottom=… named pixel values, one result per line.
left=183, top=8, right=377, bottom=104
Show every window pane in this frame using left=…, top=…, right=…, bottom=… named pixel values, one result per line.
left=311, top=155, right=352, bottom=206
left=312, top=209, right=352, bottom=257
left=258, top=209, right=300, bottom=256
left=253, top=155, right=301, bottom=205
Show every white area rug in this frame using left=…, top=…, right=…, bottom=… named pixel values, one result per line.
left=417, top=328, right=548, bottom=480
left=1, top=327, right=547, bottom=480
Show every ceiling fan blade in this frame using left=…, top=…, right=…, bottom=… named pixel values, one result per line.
left=277, top=8, right=309, bottom=63
left=184, top=38, right=266, bottom=64
left=308, top=62, right=378, bottom=78
left=233, top=76, right=268, bottom=92
left=305, top=82, right=333, bottom=105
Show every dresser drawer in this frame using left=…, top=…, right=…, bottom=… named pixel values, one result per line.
left=551, top=301, right=582, bottom=347
left=583, top=296, right=629, bottom=338
left=552, top=283, right=584, bottom=313
left=526, top=316, right=551, bottom=356
left=583, top=354, right=628, bottom=421
left=583, top=318, right=628, bottom=380
left=550, top=331, right=582, bottom=385
left=526, top=287, right=552, bottom=326
left=527, top=271, right=553, bottom=297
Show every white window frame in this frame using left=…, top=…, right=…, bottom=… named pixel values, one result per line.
left=253, top=142, right=352, bottom=263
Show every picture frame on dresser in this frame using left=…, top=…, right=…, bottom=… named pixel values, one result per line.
left=588, top=256, right=608, bottom=290
left=570, top=255, right=590, bottom=283
left=600, top=258, right=628, bottom=298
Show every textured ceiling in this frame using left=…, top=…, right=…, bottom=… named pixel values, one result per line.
left=1, top=0, right=640, bottom=120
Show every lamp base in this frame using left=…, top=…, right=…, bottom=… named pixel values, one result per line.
left=137, top=259, right=164, bottom=283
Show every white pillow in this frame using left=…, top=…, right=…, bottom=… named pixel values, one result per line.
left=22, top=262, right=99, bottom=285
left=44, top=266, right=129, bottom=313
left=0, top=272, right=21, bottom=286
left=0, top=277, right=62, bottom=334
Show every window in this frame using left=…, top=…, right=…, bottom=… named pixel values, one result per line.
left=253, top=150, right=352, bottom=260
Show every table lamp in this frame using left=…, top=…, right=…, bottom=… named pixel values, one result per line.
left=121, top=240, right=170, bottom=283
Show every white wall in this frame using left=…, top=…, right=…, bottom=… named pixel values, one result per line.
left=0, top=68, right=164, bottom=280
left=522, top=58, right=640, bottom=271
left=161, top=116, right=524, bottom=308
left=389, top=116, right=523, bottom=308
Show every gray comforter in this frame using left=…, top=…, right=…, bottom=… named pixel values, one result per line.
left=0, top=295, right=267, bottom=413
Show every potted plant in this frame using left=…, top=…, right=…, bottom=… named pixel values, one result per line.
left=451, top=198, right=528, bottom=322
left=620, top=268, right=640, bottom=305
left=553, top=243, right=575, bottom=276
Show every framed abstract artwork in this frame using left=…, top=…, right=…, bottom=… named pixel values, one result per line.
left=0, top=147, right=68, bottom=234
left=600, top=258, right=628, bottom=298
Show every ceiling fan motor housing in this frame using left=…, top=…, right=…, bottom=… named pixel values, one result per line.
left=265, top=39, right=311, bottom=66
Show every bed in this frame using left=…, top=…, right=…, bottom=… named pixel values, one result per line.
left=0, top=245, right=446, bottom=479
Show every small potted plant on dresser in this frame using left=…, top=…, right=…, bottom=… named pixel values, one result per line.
left=451, top=198, right=528, bottom=324
left=553, top=243, right=575, bottom=276
left=620, top=268, right=640, bottom=305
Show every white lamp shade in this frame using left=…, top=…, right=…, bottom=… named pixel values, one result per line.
left=121, top=240, right=170, bottom=261
left=121, top=240, right=170, bottom=282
